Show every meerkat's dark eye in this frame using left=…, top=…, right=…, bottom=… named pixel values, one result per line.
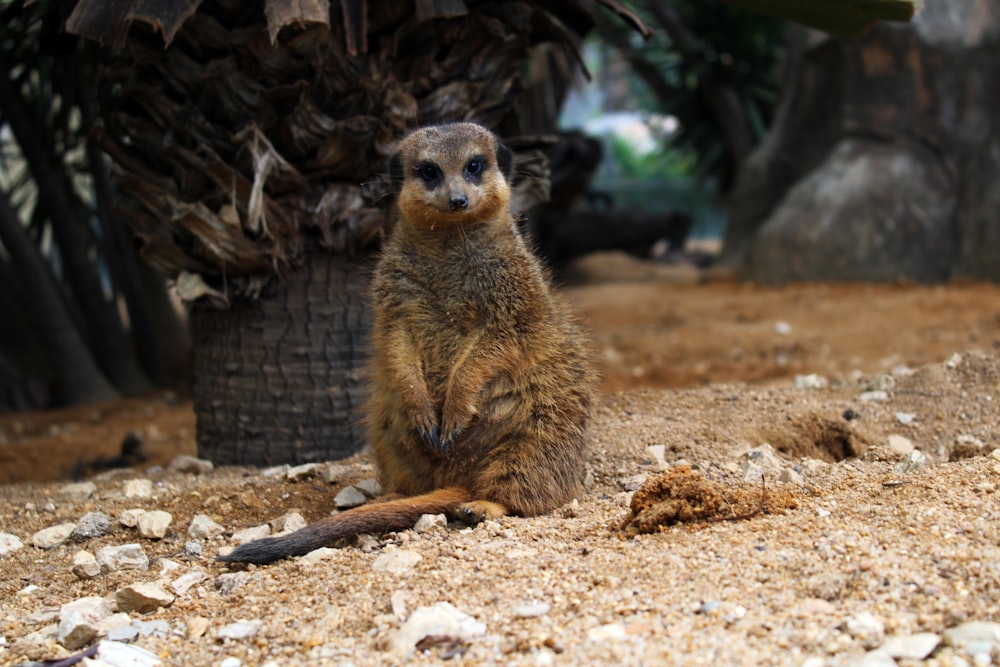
left=466, top=159, right=482, bottom=176
left=418, top=163, right=440, bottom=183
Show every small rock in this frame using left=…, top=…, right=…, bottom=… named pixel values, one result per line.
left=620, top=473, right=647, bottom=491
left=216, top=619, right=263, bottom=641
left=354, top=478, right=383, bottom=498
left=299, top=547, right=337, bottom=563
left=120, top=508, right=146, bottom=528
left=779, top=468, right=805, bottom=485
left=167, top=455, right=214, bottom=475
left=743, top=444, right=785, bottom=471
left=413, top=513, right=448, bottom=533
left=512, top=601, right=551, bottom=619
left=219, top=658, right=242, bottom=667
left=843, top=612, right=885, bottom=649
left=216, top=571, right=251, bottom=595
left=171, top=569, right=210, bottom=595
left=855, top=650, right=897, bottom=667
left=391, top=591, right=410, bottom=619
left=794, top=374, right=828, bottom=389
left=885, top=434, right=915, bottom=458
left=185, top=615, right=210, bottom=639
left=188, top=514, right=225, bottom=540
left=184, top=541, right=203, bottom=558
left=58, top=596, right=113, bottom=650
left=158, top=558, right=181, bottom=576
left=645, top=445, right=667, bottom=470
left=774, top=321, right=792, bottom=335
left=286, top=463, right=323, bottom=481
left=334, top=485, right=367, bottom=509
left=96, top=544, right=149, bottom=573
left=895, top=412, right=917, bottom=425
left=799, top=458, right=830, bottom=476
left=133, top=619, right=171, bottom=638
left=105, top=621, right=140, bottom=643
left=882, top=632, right=941, bottom=659
left=71, top=550, right=101, bottom=579
left=60, top=481, right=97, bottom=502
left=123, top=479, right=153, bottom=498
left=588, top=622, right=627, bottom=642
left=270, top=512, right=307, bottom=534
left=893, top=450, right=928, bottom=474
left=946, top=352, right=962, bottom=368
left=323, top=462, right=352, bottom=483
left=232, top=524, right=271, bottom=545
left=72, top=512, right=112, bottom=540
left=96, top=612, right=133, bottom=637
left=32, top=523, right=77, bottom=549
left=260, top=464, right=290, bottom=477
left=373, top=549, right=422, bottom=573
left=137, top=510, right=172, bottom=539
left=942, top=621, right=1000, bottom=649
left=865, top=374, right=896, bottom=392
left=115, top=582, right=175, bottom=614
left=0, top=531, right=24, bottom=555
left=859, top=390, right=889, bottom=402
left=741, top=462, right=764, bottom=482
left=95, top=640, right=163, bottom=666
left=389, top=602, right=485, bottom=657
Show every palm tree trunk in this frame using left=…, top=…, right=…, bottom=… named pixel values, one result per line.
left=190, top=249, right=372, bottom=465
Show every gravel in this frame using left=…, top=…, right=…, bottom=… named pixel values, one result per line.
left=1, top=350, right=998, bottom=666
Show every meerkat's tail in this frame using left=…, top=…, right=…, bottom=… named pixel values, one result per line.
left=216, top=486, right=473, bottom=564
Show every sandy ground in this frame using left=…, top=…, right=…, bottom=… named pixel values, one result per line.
left=1, top=251, right=1000, bottom=666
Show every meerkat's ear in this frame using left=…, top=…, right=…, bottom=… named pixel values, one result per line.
left=496, top=142, right=514, bottom=182
left=389, top=153, right=404, bottom=194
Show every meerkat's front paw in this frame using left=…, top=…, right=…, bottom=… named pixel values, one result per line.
left=440, top=400, right=476, bottom=450
left=455, top=500, right=509, bottom=524
left=412, top=413, right=443, bottom=451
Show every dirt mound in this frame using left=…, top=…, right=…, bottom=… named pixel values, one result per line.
left=619, top=465, right=799, bottom=537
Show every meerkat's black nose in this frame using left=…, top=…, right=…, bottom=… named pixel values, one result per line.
left=449, top=195, right=469, bottom=211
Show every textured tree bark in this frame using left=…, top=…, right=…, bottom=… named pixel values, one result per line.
left=190, top=250, right=373, bottom=465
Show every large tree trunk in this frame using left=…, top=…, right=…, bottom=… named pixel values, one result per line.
left=0, top=192, right=119, bottom=405
left=190, top=249, right=372, bottom=465
left=723, top=0, right=1000, bottom=282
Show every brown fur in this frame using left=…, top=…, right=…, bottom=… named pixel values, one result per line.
left=220, top=123, right=594, bottom=564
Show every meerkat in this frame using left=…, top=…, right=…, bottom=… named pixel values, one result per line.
left=220, top=123, right=594, bottom=564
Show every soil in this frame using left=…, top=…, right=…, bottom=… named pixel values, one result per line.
left=2, top=251, right=999, bottom=666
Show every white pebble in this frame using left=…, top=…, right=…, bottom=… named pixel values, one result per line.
left=885, top=434, right=915, bottom=458
left=895, top=412, right=917, bottom=425
left=286, top=463, right=323, bottom=480
left=413, top=514, right=447, bottom=533
left=512, top=601, right=551, bottom=619
left=58, top=596, right=112, bottom=650
left=893, top=450, right=928, bottom=474
left=373, top=549, right=422, bottom=573
left=882, top=632, right=941, bottom=659
left=0, top=532, right=24, bottom=555
left=171, top=569, right=210, bottom=595
left=96, top=544, right=149, bottom=573
left=588, top=622, right=627, bottom=642
left=389, top=602, right=485, bottom=657
left=71, top=550, right=101, bottom=579
left=188, top=514, right=225, bottom=540
left=115, top=582, right=175, bottom=614
left=120, top=508, right=146, bottom=528
left=794, top=374, right=828, bottom=389
left=96, top=639, right=163, bottom=667
left=137, top=510, right=173, bottom=539
left=232, top=524, right=271, bottom=545
left=354, top=478, right=383, bottom=498
left=123, top=479, right=153, bottom=498
left=216, top=619, right=263, bottom=641
left=31, top=523, right=77, bottom=549
left=334, top=485, right=367, bottom=509
left=60, top=481, right=97, bottom=501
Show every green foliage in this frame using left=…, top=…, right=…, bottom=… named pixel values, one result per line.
left=628, top=0, right=785, bottom=189
left=609, top=134, right=696, bottom=181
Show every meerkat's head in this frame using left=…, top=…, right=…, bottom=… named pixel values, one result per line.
left=389, top=123, right=514, bottom=230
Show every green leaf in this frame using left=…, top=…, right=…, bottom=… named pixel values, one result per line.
left=719, top=0, right=923, bottom=38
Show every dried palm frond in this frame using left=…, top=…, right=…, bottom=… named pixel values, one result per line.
left=67, top=0, right=648, bottom=300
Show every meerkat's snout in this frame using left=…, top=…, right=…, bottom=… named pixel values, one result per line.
left=449, top=194, right=468, bottom=211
